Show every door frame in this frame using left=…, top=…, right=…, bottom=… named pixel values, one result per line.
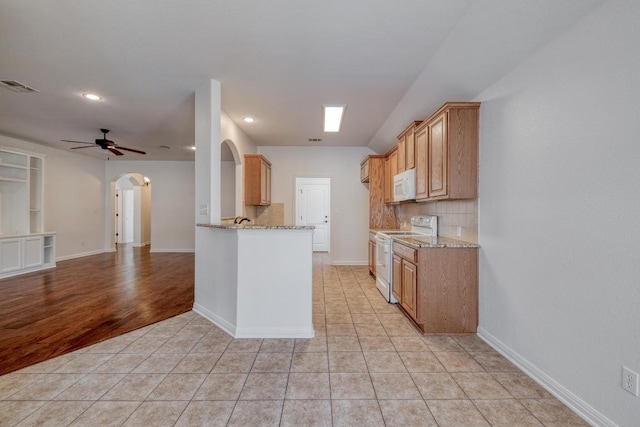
left=294, top=177, right=331, bottom=253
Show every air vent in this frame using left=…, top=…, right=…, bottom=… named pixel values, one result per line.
left=0, top=80, right=39, bottom=93
left=158, top=145, right=172, bottom=150
left=308, top=138, right=322, bottom=142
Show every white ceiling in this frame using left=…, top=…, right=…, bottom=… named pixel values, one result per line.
left=0, top=0, right=603, bottom=160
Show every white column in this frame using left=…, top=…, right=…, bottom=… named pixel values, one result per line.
left=195, top=79, right=222, bottom=224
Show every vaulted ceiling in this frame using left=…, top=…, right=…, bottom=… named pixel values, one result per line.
left=0, top=0, right=603, bottom=160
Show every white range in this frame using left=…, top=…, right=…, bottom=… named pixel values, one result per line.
left=374, top=216, right=438, bottom=303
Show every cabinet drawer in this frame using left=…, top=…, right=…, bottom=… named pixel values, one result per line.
left=393, top=242, right=417, bottom=263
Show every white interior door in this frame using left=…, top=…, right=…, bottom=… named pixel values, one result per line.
left=115, top=189, right=123, bottom=244
left=296, top=178, right=331, bottom=252
left=123, top=190, right=134, bottom=243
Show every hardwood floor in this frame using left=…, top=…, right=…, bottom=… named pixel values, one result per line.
left=0, top=245, right=194, bottom=375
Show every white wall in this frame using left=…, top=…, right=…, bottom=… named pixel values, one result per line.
left=221, top=110, right=257, bottom=216
left=258, top=146, right=373, bottom=265
left=477, top=1, right=640, bottom=425
left=106, top=161, right=195, bottom=252
left=220, top=161, right=236, bottom=217
left=0, top=134, right=106, bottom=259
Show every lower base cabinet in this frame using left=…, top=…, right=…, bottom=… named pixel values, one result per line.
left=0, top=233, right=56, bottom=279
left=368, top=232, right=376, bottom=277
left=393, top=242, right=478, bottom=334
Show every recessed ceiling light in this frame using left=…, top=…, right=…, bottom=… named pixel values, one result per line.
left=243, top=117, right=255, bottom=123
left=323, top=105, right=345, bottom=132
left=189, top=146, right=196, bottom=151
left=82, top=93, right=102, bottom=101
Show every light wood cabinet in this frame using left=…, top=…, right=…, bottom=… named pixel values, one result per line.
left=401, top=258, right=417, bottom=320
left=384, top=146, right=398, bottom=204
left=360, top=157, right=370, bottom=183
left=396, top=121, right=421, bottom=172
left=393, top=252, right=418, bottom=320
left=393, top=241, right=478, bottom=334
left=368, top=232, right=376, bottom=277
left=415, top=102, right=479, bottom=201
left=244, top=154, right=272, bottom=206
left=363, top=155, right=398, bottom=230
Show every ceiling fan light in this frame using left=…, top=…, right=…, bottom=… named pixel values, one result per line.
left=82, top=93, right=102, bottom=101
left=323, top=105, right=345, bottom=132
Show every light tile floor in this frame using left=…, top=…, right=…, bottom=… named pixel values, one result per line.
left=0, top=254, right=589, bottom=426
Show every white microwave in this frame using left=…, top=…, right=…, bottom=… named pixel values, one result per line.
left=393, top=168, right=416, bottom=202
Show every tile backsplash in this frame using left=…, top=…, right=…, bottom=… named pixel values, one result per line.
left=397, top=199, right=478, bottom=243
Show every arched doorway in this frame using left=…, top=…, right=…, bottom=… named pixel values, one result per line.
left=111, top=173, right=152, bottom=249
left=221, top=139, right=242, bottom=217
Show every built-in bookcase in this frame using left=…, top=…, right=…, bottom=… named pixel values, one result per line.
left=0, top=147, right=55, bottom=278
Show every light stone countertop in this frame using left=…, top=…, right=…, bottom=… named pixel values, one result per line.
left=392, top=235, right=480, bottom=248
left=197, top=223, right=314, bottom=230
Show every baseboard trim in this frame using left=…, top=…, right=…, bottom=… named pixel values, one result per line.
left=192, top=304, right=235, bottom=337
left=57, top=249, right=106, bottom=261
left=477, top=327, right=616, bottom=427
left=234, top=327, right=315, bottom=339
left=150, top=248, right=195, bottom=253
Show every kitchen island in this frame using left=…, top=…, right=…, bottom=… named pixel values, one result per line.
left=195, top=223, right=315, bottom=338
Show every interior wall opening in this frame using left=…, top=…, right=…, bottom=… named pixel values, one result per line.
left=113, top=173, right=152, bottom=249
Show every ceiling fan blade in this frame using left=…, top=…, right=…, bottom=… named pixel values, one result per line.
left=71, top=145, right=99, bottom=149
left=62, top=139, right=93, bottom=144
left=108, top=148, right=124, bottom=156
left=115, top=146, right=147, bottom=155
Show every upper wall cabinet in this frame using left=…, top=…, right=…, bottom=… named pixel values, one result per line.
left=244, top=154, right=271, bottom=206
left=360, top=157, right=370, bottom=183
left=396, top=121, right=422, bottom=173
left=384, top=146, right=398, bottom=204
left=0, top=148, right=44, bottom=235
left=415, top=102, right=479, bottom=201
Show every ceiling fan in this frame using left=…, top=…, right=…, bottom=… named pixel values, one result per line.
left=62, top=129, right=146, bottom=156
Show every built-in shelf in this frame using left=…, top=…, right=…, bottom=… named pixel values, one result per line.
left=0, top=147, right=54, bottom=277
left=0, top=162, right=28, bottom=170
left=0, top=177, right=28, bottom=183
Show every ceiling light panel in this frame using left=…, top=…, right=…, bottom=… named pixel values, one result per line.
left=82, top=93, right=102, bottom=101
left=323, top=105, right=345, bottom=132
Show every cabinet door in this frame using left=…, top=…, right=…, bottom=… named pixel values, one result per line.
left=392, top=254, right=402, bottom=303
left=265, top=164, right=271, bottom=204
left=360, top=160, right=370, bottom=183
left=260, top=160, right=271, bottom=205
left=405, top=129, right=416, bottom=170
left=384, top=156, right=392, bottom=203
left=0, top=239, right=22, bottom=273
left=368, top=240, right=376, bottom=276
left=401, top=260, right=417, bottom=320
left=428, top=113, right=448, bottom=198
left=388, top=149, right=398, bottom=204
left=415, top=127, right=428, bottom=199
left=23, top=236, right=43, bottom=268
left=397, top=137, right=406, bottom=173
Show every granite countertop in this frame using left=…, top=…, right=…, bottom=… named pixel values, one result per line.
left=197, top=223, right=314, bottom=230
left=392, top=235, right=480, bottom=248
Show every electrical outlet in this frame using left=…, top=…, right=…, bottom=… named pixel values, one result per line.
left=456, top=226, right=462, bottom=237
left=622, top=367, right=639, bottom=396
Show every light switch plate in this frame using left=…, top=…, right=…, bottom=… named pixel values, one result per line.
left=199, top=204, right=209, bottom=216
